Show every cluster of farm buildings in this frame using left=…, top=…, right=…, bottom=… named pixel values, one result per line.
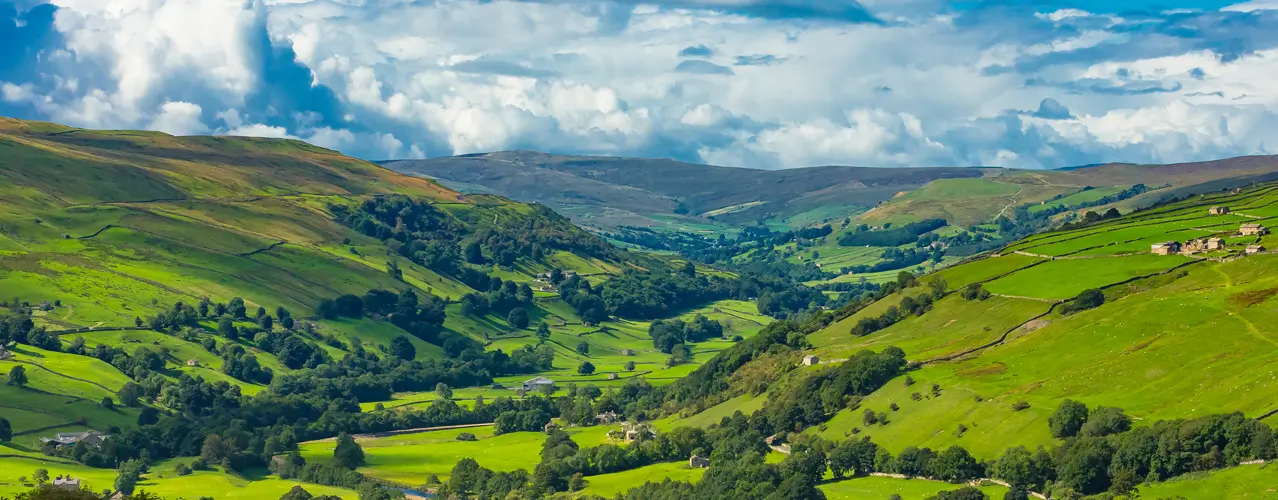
left=1151, top=210, right=1268, bottom=256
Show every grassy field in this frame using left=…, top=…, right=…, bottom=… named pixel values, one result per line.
left=804, top=186, right=1278, bottom=458
left=0, top=455, right=357, bottom=499
left=818, top=476, right=1009, bottom=499
left=577, top=461, right=708, bottom=497
left=982, top=254, right=1193, bottom=300
left=299, top=425, right=615, bottom=486
left=1027, top=186, right=1125, bottom=213
left=1131, top=463, right=1278, bottom=499
left=860, top=177, right=1072, bottom=227
left=809, top=294, right=1051, bottom=362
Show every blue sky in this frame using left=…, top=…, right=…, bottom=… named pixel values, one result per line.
left=3, top=0, right=1278, bottom=169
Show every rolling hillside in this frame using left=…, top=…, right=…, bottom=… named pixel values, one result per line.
left=385, top=151, right=1278, bottom=234
left=804, top=183, right=1278, bottom=460
left=383, top=151, right=985, bottom=230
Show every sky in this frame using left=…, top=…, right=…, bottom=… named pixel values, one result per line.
left=3, top=0, right=1278, bottom=170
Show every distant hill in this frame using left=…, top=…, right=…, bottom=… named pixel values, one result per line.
left=383, top=151, right=985, bottom=230
left=386, top=151, right=1278, bottom=231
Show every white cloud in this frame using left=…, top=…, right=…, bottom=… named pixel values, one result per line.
left=148, top=101, right=207, bottom=135
left=5, top=0, right=1278, bottom=169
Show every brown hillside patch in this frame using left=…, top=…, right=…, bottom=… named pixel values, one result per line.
left=1227, top=287, right=1278, bottom=308
left=958, top=362, right=1007, bottom=378
left=1122, top=335, right=1160, bottom=355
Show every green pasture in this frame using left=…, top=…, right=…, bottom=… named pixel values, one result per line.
left=0, top=456, right=357, bottom=499
left=809, top=295, right=1051, bottom=362
left=1131, top=463, right=1278, bottom=499
left=318, top=317, right=448, bottom=361
left=577, top=461, right=707, bottom=497
left=983, top=254, right=1193, bottom=300
left=929, top=254, right=1046, bottom=291
left=818, top=476, right=1009, bottom=500
left=655, top=394, right=766, bottom=430
left=300, top=425, right=615, bottom=486
left=0, top=385, right=136, bottom=433
left=1026, top=186, right=1125, bottom=213
left=816, top=256, right=1278, bottom=458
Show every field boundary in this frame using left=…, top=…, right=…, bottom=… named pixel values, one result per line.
left=10, top=359, right=117, bottom=393
left=302, top=422, right=495, bottom=443
left=921, top=258, right=1207, bottom=365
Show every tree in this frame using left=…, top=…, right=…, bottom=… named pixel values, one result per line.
left=333, top=433, right=365, bottom=469
left=7, top=365, right=27, bottom=387
left=389, top=335, right=416, bottom=360
left=578, top=361, right=596, bottom=375
left=227, top=297, right=247, bottom=318
left=114, top=469, right=138, bottom=496
left=387, top=260, right=403, bottom=281
left=1080, top=406, right=1131, bottom=437
left=624, top=361, right=636, bottom=371
left=1050, top=400, right=1089, bottom=438
left=507, top=307, right=530, bottom=329
left=33, top=468, right=49, bottom=485
left=927, top=487, right=989, bottom=500
left=101, top=396, right=114, bottom=410
left=0, top=417, right=10, bottom=442
left=137, top=407, right=159, bottom=426
left=435, top=383, right=453, bottom=400
left=576, top=341, right=590, bottom=356
left=217, top=317, right=238, bottom=340
left=536, top=323, right=551, bottom=344
left=930, top=445, right=983, bottom=482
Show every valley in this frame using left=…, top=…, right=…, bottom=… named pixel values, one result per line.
left=2, top=118, right=1278, bottom=500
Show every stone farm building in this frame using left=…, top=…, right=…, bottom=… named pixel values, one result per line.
left=689, top=455, right=711, bottom=468
left=1247, top=245, right=1266, bottom=255
left=802, top=355, right=820, bottom=366
left=1208, top=237, right=1225, bottom=250
left=1151, top=241, right=1181, bottom=255
left=41, top=431, right=109, bottom=449
left=522, top=376, right=555, bottom=392
left=52, top=476, right=80, bottom=490
left=1209, top=206, right=1230, bottom=215
left=1240, top=223, right=1269, bottom=236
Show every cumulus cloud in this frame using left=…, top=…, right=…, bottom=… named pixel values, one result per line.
left=2, top=0, right=1278, bottom=169
left=148, top=101, right=206, bottom=135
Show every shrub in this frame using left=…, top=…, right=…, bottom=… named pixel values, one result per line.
left=456, top=432, right=478, bottom=442
left=1012, top=401, right=1030, bottom=411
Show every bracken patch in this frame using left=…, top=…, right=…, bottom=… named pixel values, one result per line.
left=1227, top=287, right=1278, bottom=309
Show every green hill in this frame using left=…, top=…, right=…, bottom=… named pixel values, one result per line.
left=804, top=184, right=1278, bottom=459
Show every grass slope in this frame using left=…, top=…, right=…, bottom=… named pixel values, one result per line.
left=806, top=183, right=1278, bottom=458
left=0, top=455, right=357, bottom=499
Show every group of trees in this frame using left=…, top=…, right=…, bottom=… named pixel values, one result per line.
left=841, top=246, right=943, bottom=275
left=838, top=218, right=948, bottom=247
left=849, top=276, right=946, bottom=336
left=317, top=288, right=449, bottom=346
left=647, top=315, right=724, bottom=353
left=459, top=277, right=534, bottom=324
left=331, top=196, right=617, bottom=277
